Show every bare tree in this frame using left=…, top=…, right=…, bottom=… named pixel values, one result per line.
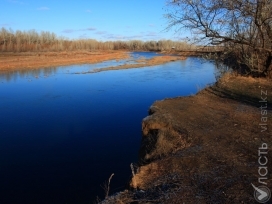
left=165, top=0, right=272, bottom=77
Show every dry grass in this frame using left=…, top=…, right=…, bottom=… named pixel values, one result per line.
left=0, top=52, right=187, bottom=74
left=102, top=74, right=272, bottom=204
left=0, top=50, right=130, bottom=73
left=211, top=73, right=272, bottom=108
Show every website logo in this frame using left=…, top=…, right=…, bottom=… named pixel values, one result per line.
left=252, top=184, right=271, bottom=203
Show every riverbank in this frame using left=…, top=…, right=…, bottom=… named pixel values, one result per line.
left=101, top=73, right=272, bottom=203
left=0, top=51, right=187, bottom=74
left=0, top=51, right=130, bottom=73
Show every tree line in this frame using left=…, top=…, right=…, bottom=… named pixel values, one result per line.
left=0, top=28, right=196, bottom=52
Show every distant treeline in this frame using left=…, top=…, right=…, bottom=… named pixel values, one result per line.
left=0, top=28, right=198, bottom=52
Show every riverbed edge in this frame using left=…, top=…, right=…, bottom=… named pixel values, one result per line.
left=100, top=73, right=272, bottom=203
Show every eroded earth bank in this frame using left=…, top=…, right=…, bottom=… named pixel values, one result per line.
left=102, top=74, right=272, bottom=204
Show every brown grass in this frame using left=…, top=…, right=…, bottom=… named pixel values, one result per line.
left=102, top=74, right=272, bottom=204
left=0, top=50, right=130, bottom=73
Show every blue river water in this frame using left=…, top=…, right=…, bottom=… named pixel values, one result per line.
left=0, top=52, right=218, bottom=204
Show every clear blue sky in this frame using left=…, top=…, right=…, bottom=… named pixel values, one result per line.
left=1, top=0, right=189, bottom=41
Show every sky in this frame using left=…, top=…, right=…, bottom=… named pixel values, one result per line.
left=0, top=0, right=189, bottom=41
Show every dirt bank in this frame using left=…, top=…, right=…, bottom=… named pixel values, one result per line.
left=0, top=51, right=130, bottom=73
left=101, top=74, right=272, bottom=204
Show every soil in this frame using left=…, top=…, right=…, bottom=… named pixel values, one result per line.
left=101, top=74, right=272, bottom=204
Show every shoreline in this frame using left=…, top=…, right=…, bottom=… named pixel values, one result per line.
left=101, top=74, right=272, bottom=203
left=0, top=51, right=188, bottom=74
left=78, top=55, right=187, bottom=74
left=0, top=51, right=130, bottom=73
left=3, top=50, right=269, bottom=203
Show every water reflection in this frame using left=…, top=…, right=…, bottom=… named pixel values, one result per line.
left=0, top=55, right=226, bottom=83
left=0, top=52, right=172, bottom=82
left=0, top=67, right=58, bottom=82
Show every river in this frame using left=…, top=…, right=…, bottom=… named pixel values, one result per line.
left=0, top=52, right=218, bottom=204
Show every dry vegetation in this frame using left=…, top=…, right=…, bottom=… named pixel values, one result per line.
left=101, top=74, right=272, bottom=203
left=2, top=2, right=271, bottom=203
left=166, top=0, right=272, bottom=77
left=0, top=28, right=197, bottom=52
left=0, top=28, right=216, bottom=72
left=0, top=51, right=130, bottom=73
